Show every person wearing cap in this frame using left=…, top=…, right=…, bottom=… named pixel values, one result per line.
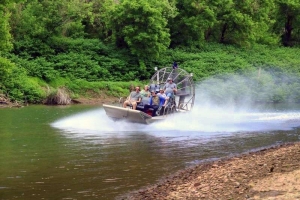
left=140, top=85, right=150, bottom=98
left=163, top=77, right=177, bottom=106
left=144, top=90, right=165, bottom=116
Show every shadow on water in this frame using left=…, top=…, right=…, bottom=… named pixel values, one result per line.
left=1, top=103, right=300, bottom=199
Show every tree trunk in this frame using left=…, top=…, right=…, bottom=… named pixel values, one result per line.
left=283, top=15, right=293, bottom=46
left=205, top=28, right=212, bottom=41
left=220, top=23, right=228, bottom=43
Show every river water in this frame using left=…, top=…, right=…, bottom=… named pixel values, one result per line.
left=1, top=102, right=300, bottom=200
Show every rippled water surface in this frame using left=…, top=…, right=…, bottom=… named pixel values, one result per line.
left=1, top=103, right=300, bottom=199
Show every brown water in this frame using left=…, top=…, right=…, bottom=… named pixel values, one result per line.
left=1, top=104, right=300, bottom=200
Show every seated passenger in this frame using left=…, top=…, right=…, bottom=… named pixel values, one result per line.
left=157, top=88, right=167, bottom=98
left=163, top=78, right=177, bottom=106
left=123, top=86, right=142, bottom=110
left=144, top=90, right=165, bottom=116
left=140, top=85, right=150, bottom=98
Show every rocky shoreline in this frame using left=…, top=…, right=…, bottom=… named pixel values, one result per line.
left=121, top=142, right=300, bottom=200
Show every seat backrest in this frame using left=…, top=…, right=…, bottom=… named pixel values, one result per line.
left=140, top=97, right=150, bottom=105
left=149, top=84, right=159, bottom=93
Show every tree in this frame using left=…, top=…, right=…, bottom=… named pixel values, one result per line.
left=0, top=0, right=24, bottom=93
left=274, top=0, right=300, bottom=46
left=170, top=0, right=278, bottom=47
left=103, top=0, right=176, bottom=59
left=82, top=0, right=108, bottom=39
left=9, top=0, right=93, bottom=57
left=0, top=10, right=12, bottom=53
left=169, top=0, right=217, bottom=47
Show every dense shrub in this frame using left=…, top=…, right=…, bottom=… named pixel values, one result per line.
left=3, top=43, right=300, bottom=103
left=0, top=57, right=14, bottom=84
left=2, top=64, right=46, bottom=103
left=66, top=79, right=143, bottom=98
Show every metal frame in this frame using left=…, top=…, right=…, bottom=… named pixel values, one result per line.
left=150, top=67, right=195, bottom=111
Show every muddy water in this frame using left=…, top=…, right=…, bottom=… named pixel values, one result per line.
left=1, top=104, right=300, bottom=199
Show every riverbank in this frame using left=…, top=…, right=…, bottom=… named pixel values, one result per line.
left=122, top=142, right=300, bottom=200
left=71, top=96, right=119, bottom=105
left=0, top=96, right=119, bottom=108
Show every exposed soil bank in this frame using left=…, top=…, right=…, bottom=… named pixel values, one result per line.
left=121, top=142, right=300, bottom=200
left=71, top=96, right=119, bottom=105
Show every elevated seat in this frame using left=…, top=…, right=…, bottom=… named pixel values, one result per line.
left=136, top=97, right=150, bottom=111
left=175, top=90, right=190, bottom=96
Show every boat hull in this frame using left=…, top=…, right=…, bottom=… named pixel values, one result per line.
left=103, top=104, right=163, bottom=124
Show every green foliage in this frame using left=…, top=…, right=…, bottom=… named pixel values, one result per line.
left=154, top=44, right=253, bottom=80
left=170, top=0, right=278, bottom=47
left=0, top=11, right=13, bottom=53
left=215, top=0, right=278, bottom=46
left=48, top=37, right=140, bottom=81
left=0, top=56, right=13, bottom=83
left=10, top=0, right=92, bottom=38
left=169, top=0, right=217, bottom=46
left=67, top=79, right=142, bottom=98
left=10, top=76, right=46, bottom=103
left=2, top=0, right=300, bottom=104
left=48, top=37, right=141, bottom=81
left=48, top=77, right=71, bottom=88
left=9, top=36, right=141, bottom=82
left=50, top=52, right=104, bottom=81
left=156, top=43, right=300, bottom=81
left=1, top=59, right=46, bottom=103
left=274, top=0, right=300, bottom=46
left=8, top=55, right=58, bottom=81
left=10, top=0, right=93, bottom=58
left=103, top=0, right=176, bottom=59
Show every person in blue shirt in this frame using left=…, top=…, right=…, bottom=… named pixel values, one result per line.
left=143, top=90, right=165, bottom=116
left=172, top=61, right=178, bottom=69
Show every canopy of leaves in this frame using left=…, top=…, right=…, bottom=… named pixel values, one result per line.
left=103, top=0, right=177, bottom=59
left=1, top=0, right=300, bottom=104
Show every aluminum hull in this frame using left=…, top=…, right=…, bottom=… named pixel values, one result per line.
left=103, top=104, right=166, bottom=124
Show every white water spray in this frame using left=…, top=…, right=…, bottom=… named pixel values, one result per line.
left=51, top=75, right=300, bottom=138
left=51, top=103, right=300, bottom=139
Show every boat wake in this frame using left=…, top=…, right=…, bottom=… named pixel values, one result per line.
left=51, top=72, right=300, bottom=141
left=51, top=104, right=300, bottom=140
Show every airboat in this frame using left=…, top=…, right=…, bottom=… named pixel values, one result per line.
left=103, top=67, right=195, bottom=124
